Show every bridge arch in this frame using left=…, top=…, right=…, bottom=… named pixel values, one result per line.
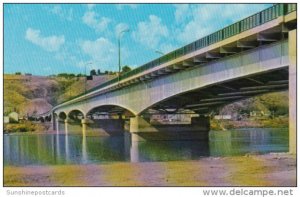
left=68, top=109, right=85, bottom=121
left=45, top=115, right=51, bottom=122
left=58, top=111, right=67, bottom=121
left=38, top=117, right=45, bottom=122
left=86, top=104, right=136, bottom=119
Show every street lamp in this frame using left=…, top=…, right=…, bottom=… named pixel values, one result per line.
left=118, top=28, right=130, bottom=83
left=155, top=50, right=165, bottom=56
left=84, top=62, right=92, bottom=94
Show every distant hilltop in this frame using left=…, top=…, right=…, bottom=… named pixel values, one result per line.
left=4, top=74, right=115, bottom=117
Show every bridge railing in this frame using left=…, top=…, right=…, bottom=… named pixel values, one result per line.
left=58, top=3, right=296, bottom=106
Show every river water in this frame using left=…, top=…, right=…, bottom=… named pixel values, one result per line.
left=4, top=128, right=288, bottom=166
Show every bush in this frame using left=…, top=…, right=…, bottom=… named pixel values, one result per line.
left=4, top=121, right=46, bottom=133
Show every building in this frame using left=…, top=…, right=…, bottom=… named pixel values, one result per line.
left=214, top=115, right=232, bottom=120
left=8, top=112, right=19, bottom=123
left=4, top=116, right=9, bottom=123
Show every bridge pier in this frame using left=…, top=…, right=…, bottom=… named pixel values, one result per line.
left=289, top=29, right=296, bottom=154
left=81, top=118, right=88, bottom=136
left=64, top=118, right=70, bottom=135
left=129, top=116, right=210, bottom=141
left=52, top=114, right=56, bottom=131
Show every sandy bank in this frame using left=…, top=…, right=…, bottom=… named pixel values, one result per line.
left=4, top=153, right=296, bottom=187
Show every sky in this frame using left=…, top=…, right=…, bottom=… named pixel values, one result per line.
left=4, top=3, right=272, bottom=76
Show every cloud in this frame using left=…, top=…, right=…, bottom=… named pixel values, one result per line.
left=174, top=4, right=190, bottom=23
left=116, top=4, right=138, bottom=10
left=132, top=15, right=169, bottom=50
left=80, top=37, right=118, bottom=69
left=175, top=4, right=270, bottom=44
left=115, top=23, right=129, bottom=37
left=25, top=28, right=65, bottom=52
left=51, top=5, right=73, bottom=21
left=82, top=11, right=111, bottom=32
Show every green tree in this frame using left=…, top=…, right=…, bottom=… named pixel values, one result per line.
left=15, top=72, right=22, bottom=75
left=90, top=69, right=97, bottom=76
left=122, top=65, right=131, bottom=73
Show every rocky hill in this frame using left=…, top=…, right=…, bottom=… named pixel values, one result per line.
left=4, top=74, right=114, bottom=117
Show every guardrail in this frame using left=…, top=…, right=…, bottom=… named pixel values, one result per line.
left=58, top=3, right=296, bottom=107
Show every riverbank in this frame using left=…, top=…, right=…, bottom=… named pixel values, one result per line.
left=4, top=153, right=296, bottom=186
left=210, top=117, right=288, bottom=131
left=5, top=117, right=289, bottom=136
left=3, top=121, right=50, bottom=133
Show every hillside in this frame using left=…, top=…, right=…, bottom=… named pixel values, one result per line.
left=219, top=91, right=288, bottom=118
left=4, top=74, right=288, bottom=119
left=4, top=74, right=114, bottom=117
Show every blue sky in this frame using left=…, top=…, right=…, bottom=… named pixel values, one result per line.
left=4, top=3, right=272, bottom=76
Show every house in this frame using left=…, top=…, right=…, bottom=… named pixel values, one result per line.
left=4, top=116, right=9, bottom=123
left=214, top=115, right=232, bottom=120
left=8, top=112, right=19, bottom=123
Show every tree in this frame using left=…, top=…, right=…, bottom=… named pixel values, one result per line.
left=15, top=72, right=21, bottom=75
left=90, top=69, right=97, bottom=76
left=76, top=73, right=84, bottom=77
left=97, top=69, right=101, bottom=75
left=122, top=65, right=131, bottom=73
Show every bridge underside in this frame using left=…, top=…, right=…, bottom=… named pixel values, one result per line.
left=149, top=68, right=288, bottom=114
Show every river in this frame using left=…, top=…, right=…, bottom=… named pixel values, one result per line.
left=4, top=128, right=288, bottom=166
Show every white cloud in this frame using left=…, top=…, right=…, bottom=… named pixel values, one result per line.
left=175, top=4, right=270, bottom=44
left=82, top=11, right=111, bottom=32
left=115, top=23, right=129, bottom=37
left=132, top=15, right=169, bottom=50
left=80, top=37, right=118, bottom=69
left=116, top=4, right=138, bottom=10
left=25, top=28, right=65, bottom=52
left=51, top=5, right=73, bottom=21
left=174, top=4, right=190, bottom=23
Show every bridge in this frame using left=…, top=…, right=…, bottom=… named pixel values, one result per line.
left=38, top=4, right=297, bottom=153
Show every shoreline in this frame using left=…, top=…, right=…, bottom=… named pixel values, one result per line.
left=4, top=153, right=296, bottom=187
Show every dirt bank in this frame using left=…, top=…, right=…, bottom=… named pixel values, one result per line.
left=4, top=153, right=296, bottom=187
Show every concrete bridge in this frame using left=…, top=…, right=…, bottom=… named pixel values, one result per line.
left=38, top=4, right=296, bottom=153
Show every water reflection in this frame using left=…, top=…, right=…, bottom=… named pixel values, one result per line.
left=82, top=133, right=88, bottom=164
left=4, top=128, right=288, bottom=166
left=65, top=125, right=70, bottom=163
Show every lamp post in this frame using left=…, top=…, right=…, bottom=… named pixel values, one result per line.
left=84, top=62, right=92, bottom=95
left=118, top=28, right=130, bottom=83
left=155, top=50, right=165, bottom=56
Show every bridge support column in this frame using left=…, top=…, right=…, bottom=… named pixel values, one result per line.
left=64, top=118, right=70, bottom=135
left=289, top=29, right=296, bottom=154
left=129, top=116, right=210, bottom=141
left=81, top=118, right=88, bottom=136
left=52, top=114, right=56, bottom=131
